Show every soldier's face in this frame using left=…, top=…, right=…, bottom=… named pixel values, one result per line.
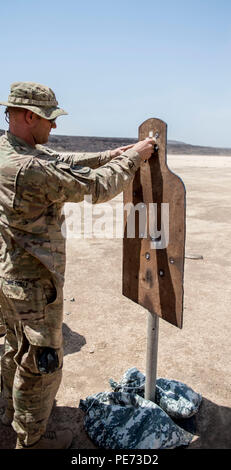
left=33, top=116, right=57, bottom=145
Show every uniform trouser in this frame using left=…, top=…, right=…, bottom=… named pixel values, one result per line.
left=0, top=277, right=63, bottom=446
left=0, top=308, right=6, bottom=335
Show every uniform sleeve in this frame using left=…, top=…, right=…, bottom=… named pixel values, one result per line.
left=36, top=144, right=112, bottom=169
left=44, top=148, right=141, bottom=204
left=56, top=150, right=112, bottom=169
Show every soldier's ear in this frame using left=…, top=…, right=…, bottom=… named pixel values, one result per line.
left=24, top=110, right=33, bottom=125
left=24, top=110, right=40, bottom=126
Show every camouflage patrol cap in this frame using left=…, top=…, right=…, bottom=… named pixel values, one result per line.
left=0, top=81, right=68, bottom=120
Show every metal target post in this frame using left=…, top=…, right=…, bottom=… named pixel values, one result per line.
left=145, top=131, right=160, bottom=402
left=145, top=311, right=159, bottom=401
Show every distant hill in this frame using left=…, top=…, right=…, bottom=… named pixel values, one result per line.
left=1, top=129, right=231, bottom=155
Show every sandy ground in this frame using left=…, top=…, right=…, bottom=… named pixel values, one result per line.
left=0, top=154, right=230, bottom=449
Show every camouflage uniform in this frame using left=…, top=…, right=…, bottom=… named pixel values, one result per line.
left=0, top=313, right=6, bottom=336
left=0, top=244, right=5, bottom=337
left=0, top=83, right=141, bottom=446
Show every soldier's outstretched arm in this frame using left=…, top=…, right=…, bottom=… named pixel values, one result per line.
left=57, top=144, right=136, bottom=170
left=43, top=138, right=155, bottom=205
left=15, top=139, right=155, bottom=213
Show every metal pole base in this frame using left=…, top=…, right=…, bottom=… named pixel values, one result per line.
left=145, top=311, right=159, bottom=402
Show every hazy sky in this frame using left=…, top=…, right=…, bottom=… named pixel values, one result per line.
left=0, top=0, right=230, bottom=147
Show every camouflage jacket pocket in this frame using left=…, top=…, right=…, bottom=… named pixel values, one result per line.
left=56, top=161, right=91, bottom=176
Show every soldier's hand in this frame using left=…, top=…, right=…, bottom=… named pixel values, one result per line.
left=132, top=138, right=156, bottom=161
left=110, top=144, right=135, bottom=158
left=110, top=139, right=156, bottom=161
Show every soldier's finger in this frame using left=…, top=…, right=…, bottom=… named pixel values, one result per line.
left=145, top=138, right=156, bottom=147
left=121, top=144, right=135, bottom=150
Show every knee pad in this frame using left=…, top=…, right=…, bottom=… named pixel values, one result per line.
left=37, top=347, right=59, bottom=374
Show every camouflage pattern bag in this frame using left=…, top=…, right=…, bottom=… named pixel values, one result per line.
left=109, top=367, right=202, bottom=419
left=79, top=367, right=202, bottom=449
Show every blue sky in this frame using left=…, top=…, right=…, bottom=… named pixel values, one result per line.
left=0, top=0, right=230, bottom=147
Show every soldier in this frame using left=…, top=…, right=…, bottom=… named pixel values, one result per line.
left=0, top=82, right=155, bottom=449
